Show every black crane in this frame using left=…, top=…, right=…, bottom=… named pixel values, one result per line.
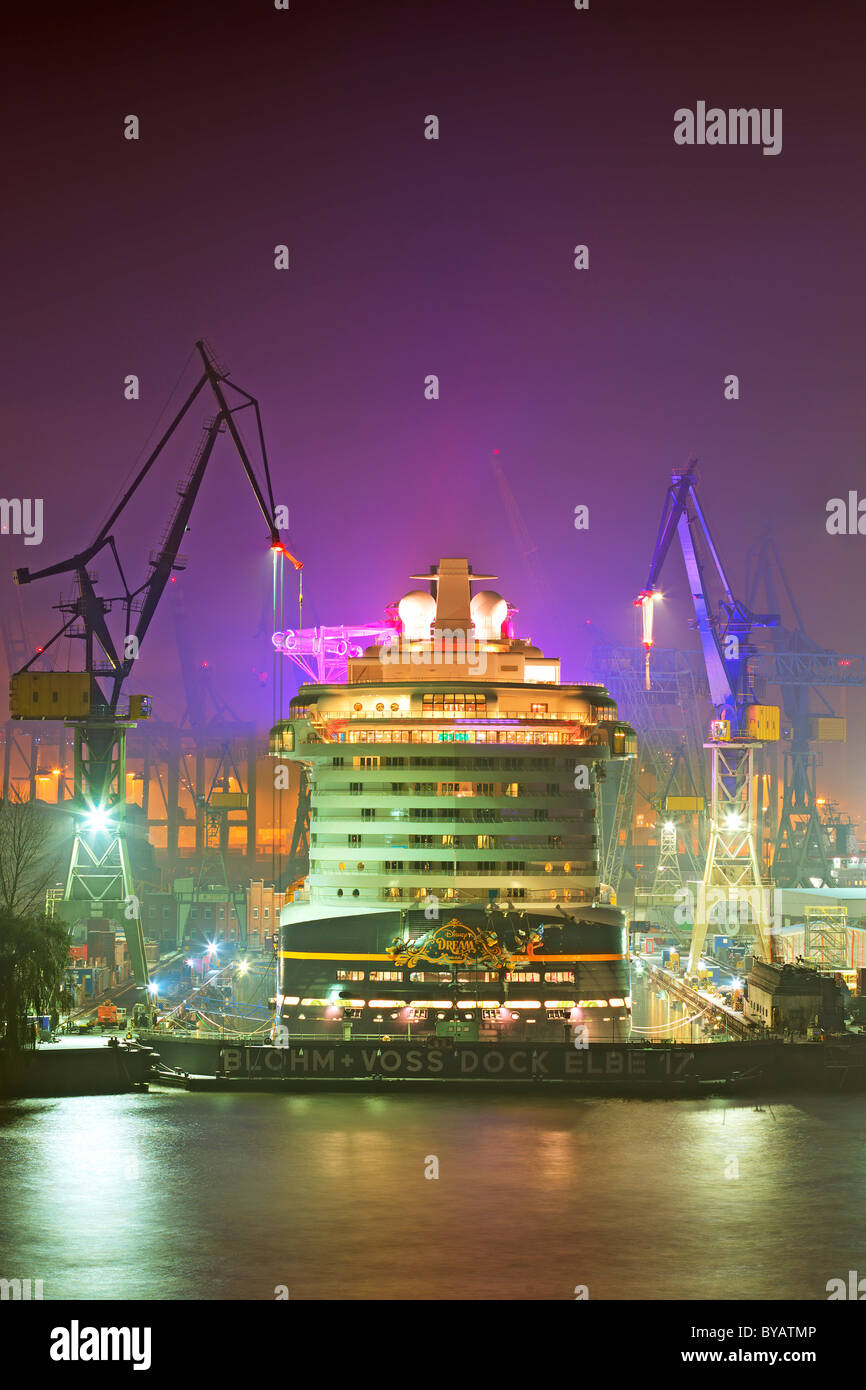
left=9, top=341, right=299, bottom=1013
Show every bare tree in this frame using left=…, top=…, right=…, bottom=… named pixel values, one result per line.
left=0, top=797, right=61, bottom=917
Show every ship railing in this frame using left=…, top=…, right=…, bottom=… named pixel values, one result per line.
left=307, top=889, right=594, bottom=905
left=298, top=709, right=590, bottom=722
left=313, top=787, right=570, bottom=798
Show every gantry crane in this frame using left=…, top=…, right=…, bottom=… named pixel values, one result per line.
left=9, top=340, right=299, bottom=1018
left=638, top=460, right=780, bottom=969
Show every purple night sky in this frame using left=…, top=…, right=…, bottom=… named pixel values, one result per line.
left=4, top=0, right=865, bottom=800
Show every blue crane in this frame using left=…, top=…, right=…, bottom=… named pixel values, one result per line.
left=638, top=460, right=779, bottom=732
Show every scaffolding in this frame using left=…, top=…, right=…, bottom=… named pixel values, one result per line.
left=804, top=905, right=848, bottom=973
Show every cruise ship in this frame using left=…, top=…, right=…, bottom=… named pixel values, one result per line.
left=270, top=559, right=637, bottom=1043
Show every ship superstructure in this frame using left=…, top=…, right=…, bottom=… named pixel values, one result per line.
left=270, top=559, right=637, bottom=1042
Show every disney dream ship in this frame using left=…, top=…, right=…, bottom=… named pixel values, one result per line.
left=270, top=559, right=637, bottom=1043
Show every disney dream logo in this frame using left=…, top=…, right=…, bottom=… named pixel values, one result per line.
left=388, top=918, right=512, bottom=969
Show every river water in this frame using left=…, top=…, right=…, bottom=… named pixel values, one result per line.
left=2, top=979, right=865, bottom=1301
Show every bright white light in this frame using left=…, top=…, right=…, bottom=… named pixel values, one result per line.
left=83, top=805, right=111, bottom=834
left=663, top=820, right=675, bottom=833
left=724, top=812, right=742, bottom=830
left=238, top=960, right=249, bottom=976
left=147, top=983, right=159, bottom=994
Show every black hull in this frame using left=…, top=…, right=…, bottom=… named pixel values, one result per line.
left=146, top=1037, right=866, bottom=1096
left=0, top=1045, right=157, bottom=1099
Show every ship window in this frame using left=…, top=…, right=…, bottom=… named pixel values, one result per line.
left=370, top=971, right=403, bottom=981
left=422, top=692, right=488, bottom=714
left=545, top=972, right=575, bottom=983
left=336, top=970, right=365, bottom=981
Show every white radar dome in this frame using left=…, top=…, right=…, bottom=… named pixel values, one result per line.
left=471, top=590, right=508, bottom=639
left=398, top=590, right=436, bottom=640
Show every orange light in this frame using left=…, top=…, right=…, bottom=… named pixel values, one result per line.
left=271, top=541, right=303, bottom=570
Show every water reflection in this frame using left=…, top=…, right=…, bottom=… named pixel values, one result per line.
left=2, top=1084, right=866, bottom=1301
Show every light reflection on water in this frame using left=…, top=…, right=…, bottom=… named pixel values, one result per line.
left=3, top=1079, right=866, bottom=1301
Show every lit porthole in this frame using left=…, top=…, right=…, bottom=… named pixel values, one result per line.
left=353, top=702, right=362, bottom=711
left=549, top=890, right=556, bottom=900
left=376, top=702, right=385, bottom=712
left=390, top=702, right=399, bottom=712
left=544, top=862, right=553, bottom=873
left=357, top=862, right=365, bottom=871
left=563, top=861, right=571, bottom=873
left=564, top=890, right=572, bottom=902
left=338, top=862, right=346, bottom=872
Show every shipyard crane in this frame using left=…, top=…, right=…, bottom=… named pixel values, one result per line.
left=638, top=460, right=780, bottom=970
left=8, top=340, right=298, bottom=1019
left=743, top=526, right=856, bottom=888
